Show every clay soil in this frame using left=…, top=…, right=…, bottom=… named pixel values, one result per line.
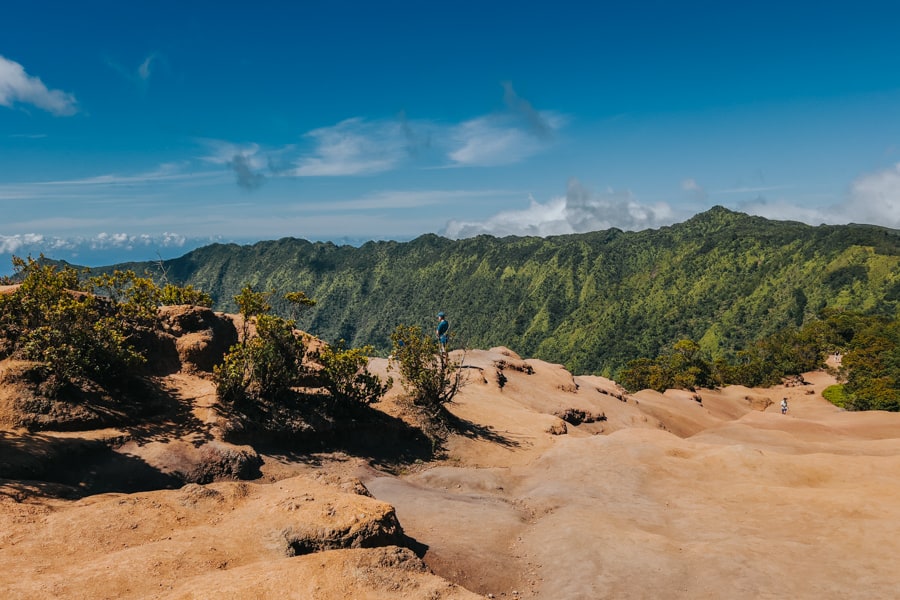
left=3, top=346, right=900, bottom=599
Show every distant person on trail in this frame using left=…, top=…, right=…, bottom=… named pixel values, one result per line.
left=781, top=398, right=788, bottom=415
left=436, top=311, right=450, bottom=357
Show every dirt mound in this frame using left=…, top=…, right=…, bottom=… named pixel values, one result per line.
left=0, top=475, right=477, bottom=599
left=366, top=350, right=900, bottom=599
left=0, top=359, right=167, bottom=431
left=157, top=305, right=238, bottom=373
left=4, top=340, right=900, bottom=599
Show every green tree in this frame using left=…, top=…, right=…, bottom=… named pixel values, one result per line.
left=0, top=256, right=145, bottom=393
left=619, top=357, right=659, bottom=392
left=389, top=324, right=462, bottom=427
left=214, top=286, right=308, bottom=405
left=619, top=339, right=712, bottom=392
left=841, top=319, right=900, bottom=411
left=317, top=340, right=390, bottom=406
left=159, top=283, right=212, bottom=307
left=88, top=270, right=160, bottom=325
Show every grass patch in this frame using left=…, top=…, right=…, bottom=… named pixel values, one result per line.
left=823, top=384, right=849, bottom=408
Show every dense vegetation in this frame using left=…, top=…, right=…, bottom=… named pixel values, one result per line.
left=107, top=208, right=900, bottom=381
left=1, top=258, right=392, bottom=420
left=213, top=284, right=389, bottom=411
left=618, top=309, right=900, bottom=410
left=0, top=256, right=208, bottom=395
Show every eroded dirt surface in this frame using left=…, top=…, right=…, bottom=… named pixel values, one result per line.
left=4, top=344, right=900, bottom=599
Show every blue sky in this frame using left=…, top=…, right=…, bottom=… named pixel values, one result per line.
left=3, top=1, right=900, bottom=272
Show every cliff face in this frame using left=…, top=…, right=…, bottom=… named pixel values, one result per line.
left=100, top=207, right=900, bottom=376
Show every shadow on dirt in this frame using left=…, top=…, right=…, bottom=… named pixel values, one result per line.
left=0, top=430, right=182, bottom=498
left=223, top=396, right=436, bottom=472
left=123, top=377, right=214, bottom=447
left=446, top=412, right=522, bottom=449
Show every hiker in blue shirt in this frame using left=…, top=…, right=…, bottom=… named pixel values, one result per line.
left=436, top=311, right=450, bottom=357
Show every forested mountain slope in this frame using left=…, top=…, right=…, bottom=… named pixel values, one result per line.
left=114, top=207, right=900, bottom=376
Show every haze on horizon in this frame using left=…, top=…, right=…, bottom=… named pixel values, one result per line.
left=3, top=1, right=900, bottom=272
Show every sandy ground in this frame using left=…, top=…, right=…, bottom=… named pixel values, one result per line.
left=3, top=348, right=900, bottom=599
left=364, top=349, right=900, bottom=599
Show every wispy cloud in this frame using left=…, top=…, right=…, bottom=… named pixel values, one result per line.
left=106, top=51, right=164, bottom=90
left=398, top=109, right=431, bottom=157
left=195, top=84, right=565, bottom=187
left=0, top=55, right=78, bottom=116
left=228, top=154, right=265, bottom=190
left=681, top=177, right=708, bottom=202
left=447, top=117, right=544, bottom=167
left=35, top=163, right=203, bottom=186
left=137, top=52, right=159, bottom=81
left=443, top=179, right=679, bottom=238
left=0, top=164, right=225, bottom=213
left=715, top=184, right=793, bottom=194
left=292, top=118, right=409, bottom=176
left=198, top=140, right=269, bottom=189
left=447, top=84, right=564, bottom=167
left=307, top=189, right=518, bottom=211
left=502, top=81, right=554, bottom=140
left=733, top=163, right=900, bottom=229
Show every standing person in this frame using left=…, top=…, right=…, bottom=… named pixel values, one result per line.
left=436, top=311, right=450, bottom=357
left=781, top=398, right=788, bottom=415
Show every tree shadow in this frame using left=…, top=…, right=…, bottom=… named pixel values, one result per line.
left=122, top=376, right=215, bottom=447
left=223, top=395, right=436, bottom=472
left=445, top=411, right=522, bottom=449
left=0, top=430, right=182, bottom=498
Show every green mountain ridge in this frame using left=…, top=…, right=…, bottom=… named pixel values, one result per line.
left=99, top=207, right=900, bottom=377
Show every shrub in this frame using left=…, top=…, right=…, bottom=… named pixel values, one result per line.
left=317, top=341, right=390, bottom=406
left=0, top=257, right=145, bottom=393
left=213, top=286, right=310, bottom=405
left=388, top=324, right=462, bottom=415
left=159, top=283, right=212, bottom=307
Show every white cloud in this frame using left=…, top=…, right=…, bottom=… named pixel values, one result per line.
left=199, top=140, right=270, bottom=189
left=0, top=55, right=78, bottom=116
left=733, top=197, right=837, bottom=225
left=447, top=116, right=543, bottom=167
left=292, top=118, right=408, bottom=176
left=446, top=84, right=564, bottom=168
left=200, top=140, right=263, bottom=167
left=443, top=179, right=679, bottom=238
left=0, top=231, right=186, bottom=255
left=447, top=111, right=564, bottom=168
left=732, top=163, right=900, bottom=228
left=844, top=162, right=900, bottom=227
left=0, top=233, right=44, bottom=254
left=192, top=84, right=564, bottom=185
